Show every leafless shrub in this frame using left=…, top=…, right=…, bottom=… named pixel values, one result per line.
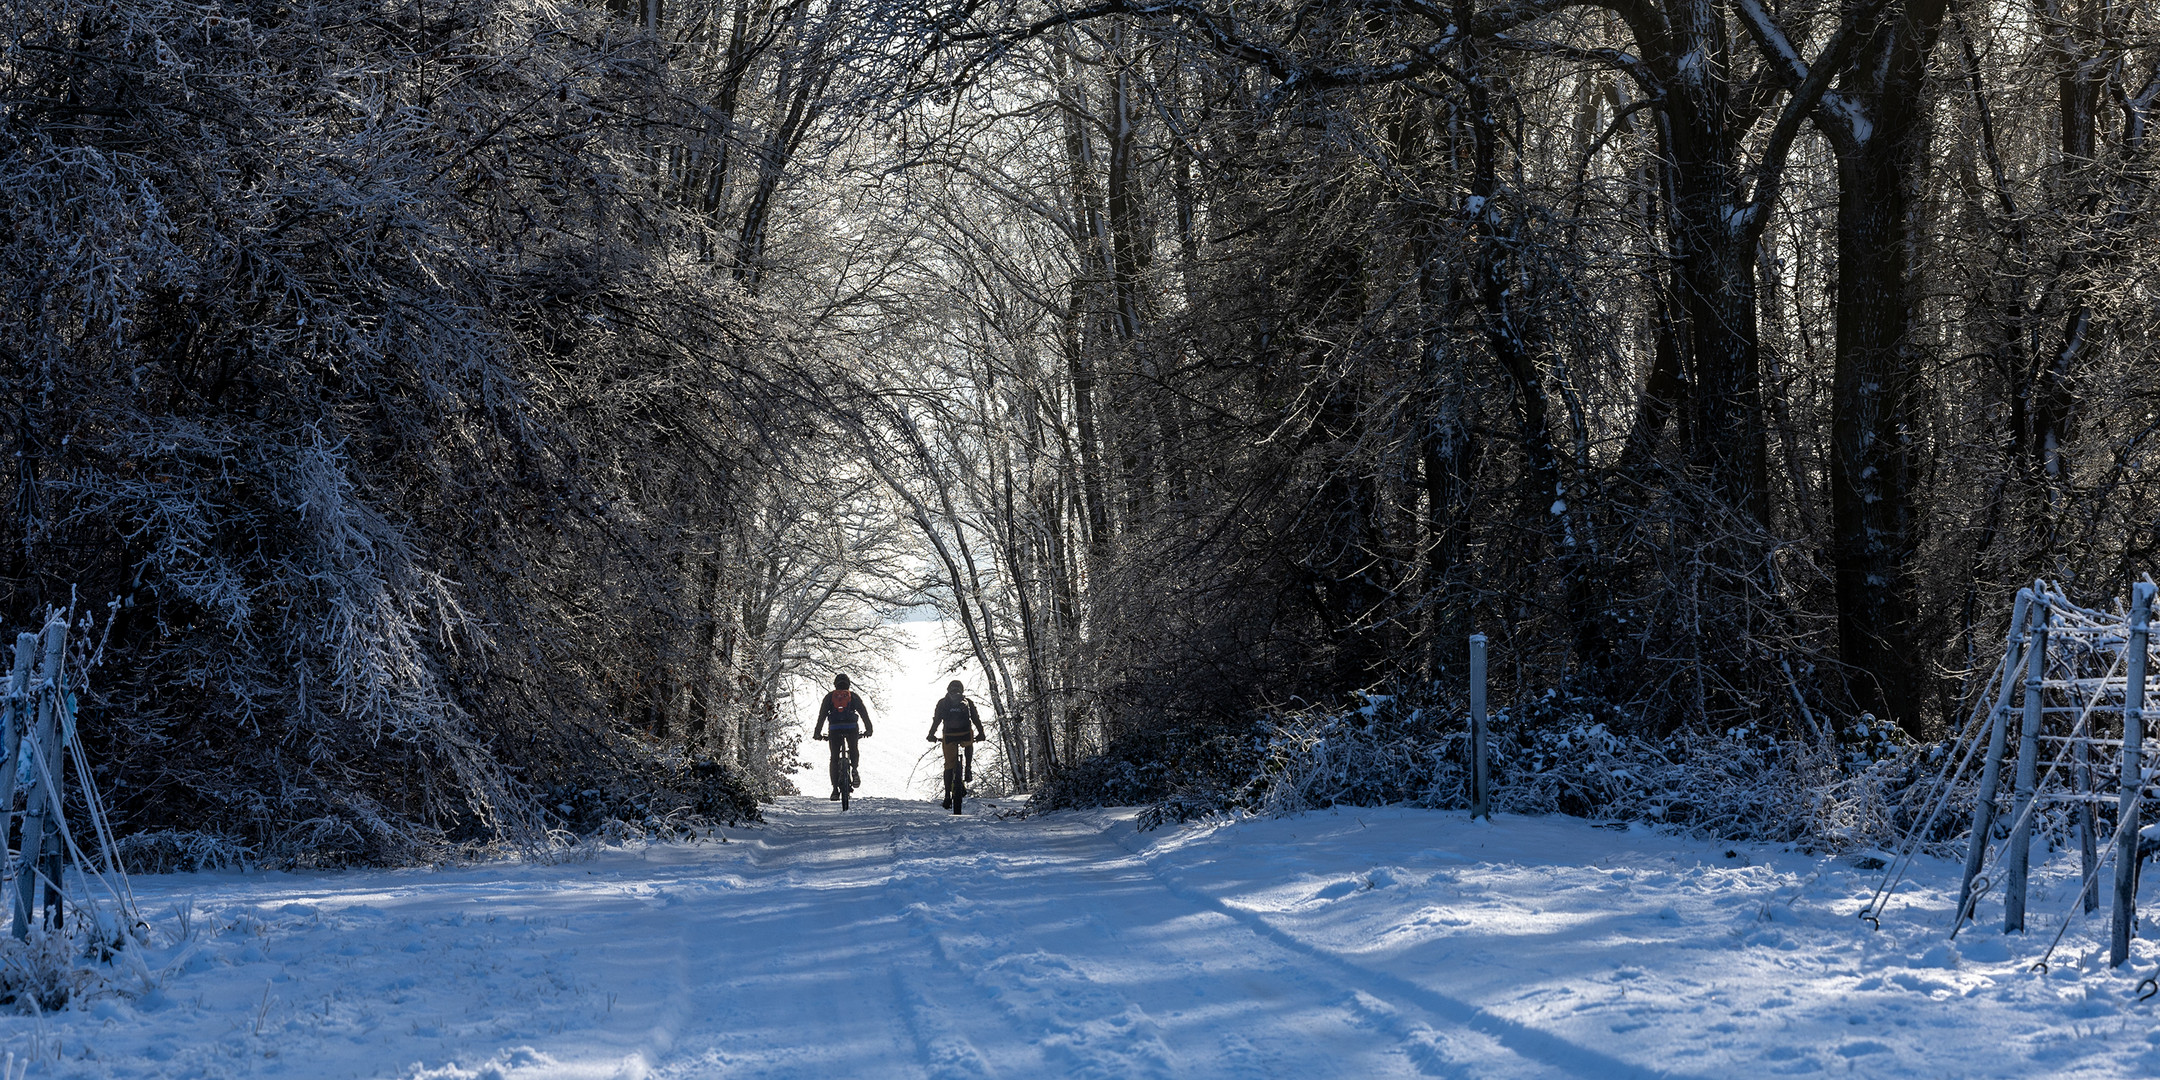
left=0, top=933, right=86, bottom=1013
left=111, top=831, right=255, bottom=875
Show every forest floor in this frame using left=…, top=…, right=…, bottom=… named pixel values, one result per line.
left=5, top=798, right=2159, bottom=1079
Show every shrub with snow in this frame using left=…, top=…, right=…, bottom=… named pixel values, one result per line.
left=1056, top=687, right=1982, bottom=852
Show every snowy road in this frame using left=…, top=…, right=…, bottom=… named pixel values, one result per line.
left=9, top=800, right=2160, bottom=1078
left=666, top=799, right=1648, bottom=1080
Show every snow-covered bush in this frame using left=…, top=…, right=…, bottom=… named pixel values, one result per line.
left=1075, top=688, right=1978, bottom=851
left=1036, top=724, right=1263, bottom=820
left=0, top=904, right=145, bottom=1014
left=0, top=0, right=805, bottom=863
left=539, top=757, right=763, bottom=838
left=0, top=932, right=87, bottom=1013
left=111, top=831, right=256, bottom=875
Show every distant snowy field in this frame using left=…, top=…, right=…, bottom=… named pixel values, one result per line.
left=6, top=801, right=2160, bottom=1078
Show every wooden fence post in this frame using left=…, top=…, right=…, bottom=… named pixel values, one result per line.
left=2078, top=727, right=2099, bottom=914
left=2113, top=581, right=2154, bottom=966
left=36, top=619, right=67, bottom=929
left=0, top=635, right=31, bottom=933
left=1960, top=588, right=2033, bottom=926
left=2006, top=591, right=2049, bottom=933
left=1469, top=633, right=1490, bottom=821
left=12, top=620, right=67, bottom=938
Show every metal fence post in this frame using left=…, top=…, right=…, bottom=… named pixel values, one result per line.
left=35, top=619, right=67, bottom=929
left=2006, top=592, right=2049, bottom=933
left=1469, top=633, right=1490, bottom=821
left=1960, top=588, right=2032, bottom=926
left=2113, top=581, right=2154, bottom=966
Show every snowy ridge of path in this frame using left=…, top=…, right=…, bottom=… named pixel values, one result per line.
left=885, top=820, right=1189, bottom=1080
left=641, top=801, right=932, bottom=1080
left=886, top=964, right=1000, bottom=1080
left=1105, top=824, right=1688, bottom=1080
left=883, top=810, right=1520, bottom=1079
left=7, top=798, right=2160, bottom=1078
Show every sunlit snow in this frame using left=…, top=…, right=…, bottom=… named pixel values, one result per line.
left=6, top=805, right=2160, bottom=1078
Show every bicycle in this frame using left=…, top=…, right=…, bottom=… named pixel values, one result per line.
left=812, top=676, right=872, bottom=811
left=928, top=735, right=974, bottom=814
left=926, top=682, right=985, bottom=816
left=816, top=731, right=860, bottom=810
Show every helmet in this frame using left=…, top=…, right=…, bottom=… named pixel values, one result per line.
left=834, top=674, right=851, bottom=689
left=947, top=680, right=964, bottom=695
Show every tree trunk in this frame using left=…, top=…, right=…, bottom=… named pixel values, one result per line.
left=1606, top=0, right=1771, bottom=523
left=1662, top=0, right=1771, bottom=525
left=1818, top=0, right=1949, bottom=734
left=1057, top=42, right=1117, bottom=560
left=1670, top=154, right=1770, bottom=524
left=1829, top=148, right=1924, bottom=732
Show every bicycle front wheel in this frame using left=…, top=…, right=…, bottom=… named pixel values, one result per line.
left=829, top=748, right=851, bottom=795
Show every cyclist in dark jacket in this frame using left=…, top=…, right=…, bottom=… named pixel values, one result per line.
left=812, top=674, right=873, bottom=808
left=924, top=680, right=985, bottom=814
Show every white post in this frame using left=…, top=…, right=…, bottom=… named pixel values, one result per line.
left=1469, top=634, right=1490, bottom=821
left=2113, top=581, right=2154, bottom=966
left=2006, top=593, right=2049, bottom=933
left=1960, top=589, right=2032, bottom=925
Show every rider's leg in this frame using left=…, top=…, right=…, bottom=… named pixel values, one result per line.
left=845, top=732, right=863, bottom=788
left=940, top=739, right=960, bottom=809
left=829, top=736, right=849, bottom=800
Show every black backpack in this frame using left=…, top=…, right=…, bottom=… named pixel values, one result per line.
left=934, top=695, right=972, bottom=730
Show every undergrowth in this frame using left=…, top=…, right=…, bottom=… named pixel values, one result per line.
left=1041, top=688, right=1980, bottom=853
left=110, top=752, right=763, bottom=872
left=0, top=904, right=144, bottom=1014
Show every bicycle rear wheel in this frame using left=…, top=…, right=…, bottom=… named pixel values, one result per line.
left=830, top=748, right=853, bottom=809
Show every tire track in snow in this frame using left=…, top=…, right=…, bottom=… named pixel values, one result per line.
left=1102, top=822, right=1714, bottom=1080
left=619, top=899, right=694, bottom=1080
left=879, top=809, right=1450, bottom=1080
left=883, top=817, right=1182, bottom=1080
left=887, top=964, right=1003, bottom=1080
left=639, top=800, right=940, bottom=1080
left=877, top=807, right=1072, bottom=1080
left=517, top=798, right=1683, bottom=1080
left=893, top=899, right=1182, bottom=1080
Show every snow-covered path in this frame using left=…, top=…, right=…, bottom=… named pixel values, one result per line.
left=666, top=797, right=1499, bottom=1080
left=10, top=801, right=2160, bottom=1078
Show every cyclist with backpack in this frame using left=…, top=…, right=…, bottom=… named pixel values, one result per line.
left=925, top=680, right=985, bottom=814
left=812, top=674, right=873, bottom=809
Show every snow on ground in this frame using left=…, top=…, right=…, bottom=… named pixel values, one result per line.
left=6, top=800, right=2160, bottom=1078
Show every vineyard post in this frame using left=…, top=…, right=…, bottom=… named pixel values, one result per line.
left=2112, top=581, right=2153, bottom=965
left=1959, top=588, right=2032, bottom=925
left=0, top=636, right=31, bottom=930
left=2005, top=593, right=2049, bottom=933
